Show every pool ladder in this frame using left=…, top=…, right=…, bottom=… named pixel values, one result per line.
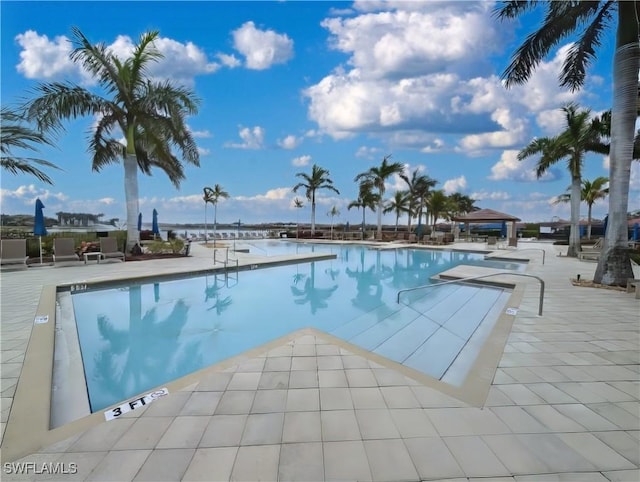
left=396, top=272, right=545, bottom=316
left=213, top=247, right=239, bottom=273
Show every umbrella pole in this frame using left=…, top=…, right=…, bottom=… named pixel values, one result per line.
left=39, top=236, right=43, bottom=264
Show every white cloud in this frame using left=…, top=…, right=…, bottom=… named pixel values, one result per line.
left=225, top=126, right=265, bottom=149
left=0, top=184, right=69, bottom=204
left=470, top=190, right=511, bottom=201
left=190, top=129, right=212, bottom=138
left=292, top=155, right=311, bottom=167
left=278, top=135, right=302, bottom=149
left=536, top=108, right=567, bottom=135
left=458, top=107, right=527, bottom=152
left=15, top=30, right=75, bottom=79
left=15, top=30, right=220, bottom=86
left=355, top=146, right=382, bottom=159
left=489, top=150, right=559, bottom=182
left=198, top=147, right=211, bottom=156
left=232, top=21, right=294, bottom=70
left=216, top=52, right=241, bottom=68
left=443, top=176, right=467, bottom=194
left=235, top=187, right=291, bottom=202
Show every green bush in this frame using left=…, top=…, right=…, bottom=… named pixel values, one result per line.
left=146, top=238, right=184, bottom=254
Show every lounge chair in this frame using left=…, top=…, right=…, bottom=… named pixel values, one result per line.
left=486, top=236, right=497, bottom=247
left=1, top=239, right=28, bottom=267
left=53, top=238, right=80, bottom=264
left=100, top=237, right=125, bottom=262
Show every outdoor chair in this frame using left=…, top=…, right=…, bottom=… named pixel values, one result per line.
left=53, top=238, right=80, bottom=263
left=578, top=238, right=603, bottom=261
left=0, top=239, right=28, bottom=267
left=486, top=236, right=498, bottom=247
left=100, top=237, right=125, bottom=262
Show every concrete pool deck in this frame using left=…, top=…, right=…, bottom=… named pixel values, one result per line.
left=0, top=240, right=638, bottom=481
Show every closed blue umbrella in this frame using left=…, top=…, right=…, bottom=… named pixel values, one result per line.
left=34, top=198, right=47, bottom=264
left=152, top=209, right=160, bottom=238
left=500, top=221, right=507, bottom=238
left=137, top=212, right=142, bottom=231
left=633, top=223, right=639, bottom=241
left=602, top=215, right=608, bottom=235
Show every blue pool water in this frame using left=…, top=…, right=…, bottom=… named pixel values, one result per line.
left=71, top=244, right=524, bottom=411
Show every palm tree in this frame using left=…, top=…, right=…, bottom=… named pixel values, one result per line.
left=517, top=103, right=608, bottom=257
left=383, top=191, right=411, bottom=232
left=425, top=190, right=449, bottom=233
left=203, top=184, right=229, bottom=246
left=327, top=205, right=340, bottom=240
left=555, top=176, right=609, bottom=240
left=446, top=193, right=477, bottom=237
left=1, top=107, right=59, bottom=184
left=348, top=181, right=379, bottom=240
left=292, top=164, right=340, bottom=236
left=293, top=197, right=304, bottom=239
left=400, top=168, right=437, bottom=233
left=354, top=155, right=404, bottom=238
left=26, top=28, right=200, bottom=251
left=496, top=1, right=638, bottom=284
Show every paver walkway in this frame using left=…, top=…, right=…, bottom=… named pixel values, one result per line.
left=1, top=241, right=638, bottom=481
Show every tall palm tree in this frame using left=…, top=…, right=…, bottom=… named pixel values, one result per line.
left=446, top=192, right=477, bottom=236
left=354, top=155, right=404, bottom=238
left=517, top=103, right=608, bottom=257
left=555, top=176, right=609, bottom=240
left=292, top=164, right=340, bottom=236
left=383, top=190, right=411, bottom=232
left=425, top=190, right=449, bottom=233
left=203, top=184, right=229, bottom=246
left=1, top=107, right=59, bottom=184
left=400, top=168, right=437, bottom=233
left=327, top=205, right=340, bottom=240
left=497, top=1, right=639, bottom=284
left=348, top=181, right=379, bottom=240
left=26, top=28, right=200, bottom=251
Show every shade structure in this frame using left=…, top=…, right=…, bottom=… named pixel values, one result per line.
left=152, top=209, right=160, bottom=237
left=33, top=198, right=47, bottom=264
left=137, top=212, right=142, bottom=231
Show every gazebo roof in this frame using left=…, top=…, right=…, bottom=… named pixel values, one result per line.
left=453, top=208, right=521, bottom=222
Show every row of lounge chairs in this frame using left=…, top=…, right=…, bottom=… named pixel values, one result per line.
left=0, top=237, right=125, bottom=268
left=207, top=232, right=267, bottom=240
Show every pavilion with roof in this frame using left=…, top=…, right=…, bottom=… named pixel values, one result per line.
left=453, top=208, right=521, bottom=245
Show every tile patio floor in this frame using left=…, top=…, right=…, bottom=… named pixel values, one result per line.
left=0, top=240, right=638, bottom=481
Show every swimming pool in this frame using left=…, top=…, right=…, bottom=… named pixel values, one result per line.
left=70, top=244, right=524, bottom=411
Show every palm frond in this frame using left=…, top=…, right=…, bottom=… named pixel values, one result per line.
left=501, top=1, right=602, bottom=87
left=561, top=1, right=614, bottom=90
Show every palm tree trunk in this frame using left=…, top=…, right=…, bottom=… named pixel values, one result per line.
left=311, top=191, right=316, bottom=235
left=377, top=198, right=383, bottom=238
left=587, top=203, right=593, bottom=240
left=594, top=2, right=638, bottom=285
left=395, top=214, right=399, bottom=232
left=567, top=175, right=581, bottom=257
left=124, top=153, right=140, bottom=252
left=362, top=209, right=365, bottom=240
left=214, top=203, right=218, bottom=247
left=204, top=203, right=208, bottom=245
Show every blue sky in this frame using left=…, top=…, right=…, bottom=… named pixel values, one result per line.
left=2, top=0, right=637, bottom=227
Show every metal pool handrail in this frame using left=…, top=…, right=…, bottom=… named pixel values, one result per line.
left=396, top=272, right=545, bottom=316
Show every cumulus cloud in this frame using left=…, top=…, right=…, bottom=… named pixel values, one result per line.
left=443, top=176, right=467, bottom=194
left=216, top=52, right=241, bottom=68
left=15, top=30, right=75, bottom=79
left=278, top=135, right=302, bottom=149
left=0, top=184, right=68, bottom=204
left=355, top=146, right=382, bottom=159
left=292, top=155, right=311, bottom=167
left=198, top=147, right=211, bottom=156
left=232, top=21, right=294, bottom=70
left=14, top=30, right=220, bottom=86
left=489, top=150, right=559, bottom=182
left=190, top=129, right=212, bottom=138
left=469, top=190, right=511, bottom=201
left=304, top=4, right=587, bottom=151
left=235, top=187, right=291, bottom=202
left=225, top=126, right=265, bottom=149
